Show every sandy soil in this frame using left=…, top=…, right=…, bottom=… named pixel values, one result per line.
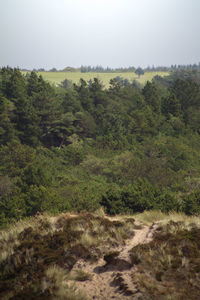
left=70, top=221, right=158, bottom=300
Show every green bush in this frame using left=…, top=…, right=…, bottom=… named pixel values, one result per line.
left=101, top=179, right=179, bottom=215
left=182, top=191, right=200, bottom=215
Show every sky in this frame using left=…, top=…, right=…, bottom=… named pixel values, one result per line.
left=0, top=0, right=200, bottom=70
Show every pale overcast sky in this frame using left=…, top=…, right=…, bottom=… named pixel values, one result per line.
left=0, top=0, right=200, bottom=69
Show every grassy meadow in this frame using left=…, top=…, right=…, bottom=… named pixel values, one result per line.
left=22, top=71, right=169, bottom=87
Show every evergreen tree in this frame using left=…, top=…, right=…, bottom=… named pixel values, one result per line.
left=142, top=81, right=161, bottom=113
left=162, top=93, right=182, bottom=118
left=0, top=95, right=15, bottom=144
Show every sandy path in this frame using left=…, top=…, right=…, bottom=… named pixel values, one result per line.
left=71, top=222, right=158, bottom=300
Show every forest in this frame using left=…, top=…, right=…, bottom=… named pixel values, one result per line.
left=1, top=67, right=200, bottom=226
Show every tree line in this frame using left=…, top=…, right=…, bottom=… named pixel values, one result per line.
left=21, top=63, right=200, bottom=73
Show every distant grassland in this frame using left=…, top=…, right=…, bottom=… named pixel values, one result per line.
left=23, top=71, right=169, bottom=87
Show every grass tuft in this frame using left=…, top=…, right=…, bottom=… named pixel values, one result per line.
left=134, top=210, right=166, bottom=225
left=72, top=269, right=93, bottom=281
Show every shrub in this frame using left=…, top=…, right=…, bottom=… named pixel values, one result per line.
left=182, top=191, right=200, bottom=215
left=101, top=179, right=179, bottom=215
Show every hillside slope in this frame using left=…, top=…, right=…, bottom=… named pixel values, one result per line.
left=1, top=211, right=200, bottom=299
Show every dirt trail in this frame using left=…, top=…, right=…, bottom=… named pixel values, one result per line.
left=70, top=221, right=158, bottom=300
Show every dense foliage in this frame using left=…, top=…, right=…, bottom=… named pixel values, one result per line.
left=1, top=67, right=200, bottom=225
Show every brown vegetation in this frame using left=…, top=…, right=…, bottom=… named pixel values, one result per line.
left=0, top=211, right=136, bottom=299
left=1, top=211, right=200, bottom=299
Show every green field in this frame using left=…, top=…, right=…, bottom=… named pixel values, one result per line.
left=23, top=71, right=169, bottom=87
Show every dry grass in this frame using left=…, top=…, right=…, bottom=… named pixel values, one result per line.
left=134, top=210, right=200, bottom=228
left=130, top=213, right=200, bottom=299
left=80, top=230, right=99, bottom=248
left=71, top=269, right=93, bottom=282
left=134, top=210, right=166, bottom=225
left=0, top=213, right=59, bottom=264
left=0, top=211, right=138, bottom=299
left=42, top=265, right=87, bottom=300
left=0, top=218, right=35, bottom=264
left=163, top=211, right=200, bottom=226
left=94, top=206, right=106, bottom=217
left=2, top=210, right=200, bottom=299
